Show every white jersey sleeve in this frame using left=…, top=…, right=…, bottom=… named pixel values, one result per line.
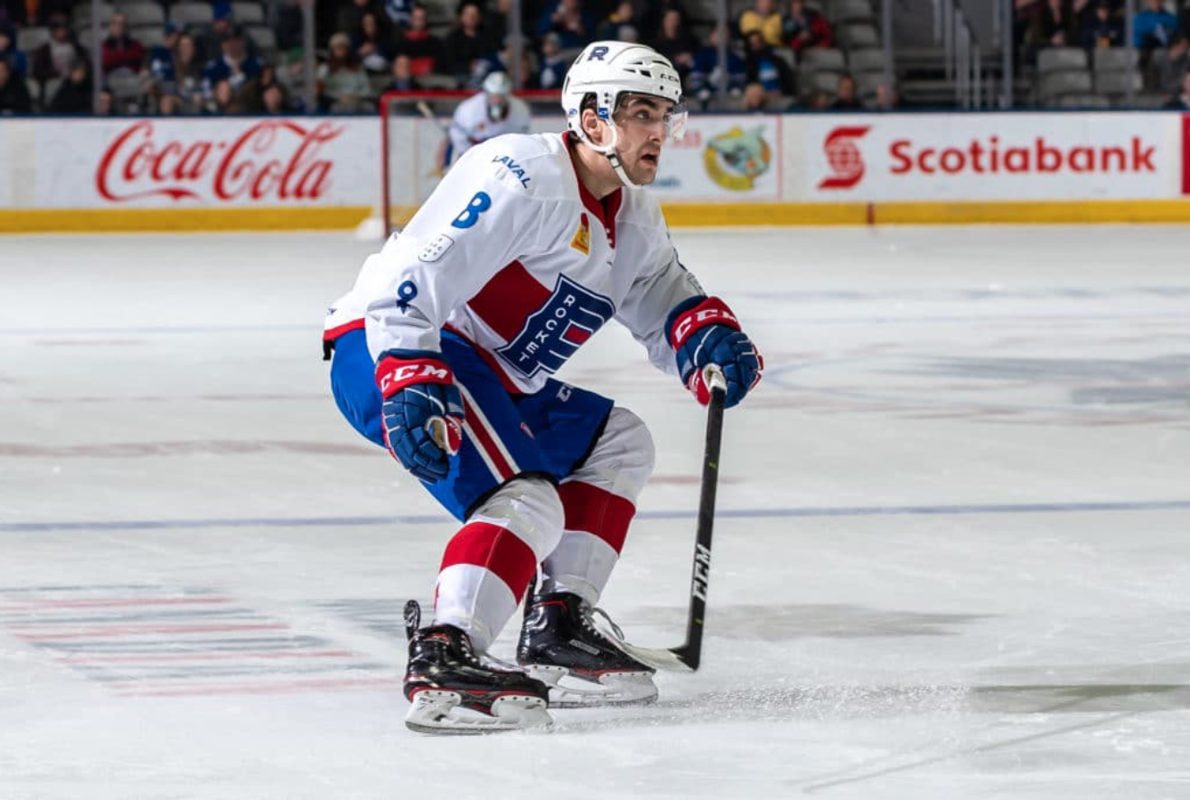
left=353, top=137, right=550, bottom=360
left=448, top=94, right=484, bottom=159
left=613, top=194, right=706, bottom=376
left=449, top=94, right=534, bottom=162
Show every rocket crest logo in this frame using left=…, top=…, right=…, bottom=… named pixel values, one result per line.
left=497, top=275, right=615, bottom=378
left=570, top=213, right=591, bottom=255
left=819, top=126, right=871, bottom=190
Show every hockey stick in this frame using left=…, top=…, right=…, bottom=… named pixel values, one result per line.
left=602, top=366, right=728, bottom=673
left=415, top=100, right=451, bottom=136
left=415, top=100, right=455, bottom=175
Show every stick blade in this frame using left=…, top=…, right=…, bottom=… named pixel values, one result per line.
left=592, top=617, right=696, bottom=672
left=613, top=639, right=696, bottom=673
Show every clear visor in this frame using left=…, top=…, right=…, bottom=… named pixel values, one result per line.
left=664, top=101, right=688, bottom=140
left=612, top=94, right=689, bottom=142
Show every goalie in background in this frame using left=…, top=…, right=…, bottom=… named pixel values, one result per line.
left=441, top=71, right=531, bottom=169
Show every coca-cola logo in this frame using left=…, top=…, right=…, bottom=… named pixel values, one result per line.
left=96, top=119, right=344, bottom=203
left=818, top=125, right=870, bottom=190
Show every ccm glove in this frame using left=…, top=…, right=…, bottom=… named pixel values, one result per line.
left=667, top=296, right=763, bottom=409
left=375, top=350, right=464, bottom=483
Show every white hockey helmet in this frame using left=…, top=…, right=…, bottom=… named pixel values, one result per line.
left=483, top=71, right=512, bottom=121
left=562, top=41, right=687, bottom=146
left=483, top=71, right=512, bottom=96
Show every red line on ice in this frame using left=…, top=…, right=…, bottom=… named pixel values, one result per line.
left=56, top=650, right=355, bottom=663
left=115, top=677, right=403, bottom=697
left=13, top=623, right=289, bottom=640
left=0, top=597, right=230, bottom=611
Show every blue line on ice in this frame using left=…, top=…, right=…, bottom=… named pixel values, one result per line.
left=3, top=500, right=1188, bottom=533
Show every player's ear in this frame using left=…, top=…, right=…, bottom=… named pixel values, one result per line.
left=581, top=108, right=605, bottom=145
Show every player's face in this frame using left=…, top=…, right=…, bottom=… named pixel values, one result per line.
left=612, top=95, right=675, bottom=185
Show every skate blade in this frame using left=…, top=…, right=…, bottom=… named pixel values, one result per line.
left=404, top=690, right=553, bottom=735
left=526, top=664, right=658, bottom=709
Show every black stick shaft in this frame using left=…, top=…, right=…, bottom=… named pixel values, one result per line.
left=676, top=385, right=726, bottom=671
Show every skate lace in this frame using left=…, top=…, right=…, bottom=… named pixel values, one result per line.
left=453, top=633, right=484, bottom=667
left=583, top=605, right=625, bottom=643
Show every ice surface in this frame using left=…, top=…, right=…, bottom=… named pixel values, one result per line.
left=1, top=226, right=1188, bottom=799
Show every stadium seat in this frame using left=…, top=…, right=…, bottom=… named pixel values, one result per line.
left=108, top=71, right=147, bottom=104
left=836, top=0, right=875, bottom=23
left=1092, top=47, right=1139, bottom=73
left=245, top=25, right=276, bottom=56
left=16, top=26, right=51, bottom=53
left=808, top=70, right=841, bottom=95
left=421, top=0, right=456, bottom=26
left=1094, top=69, right=1143, bottom=104
left=847, top=47, right=886, bottom=75
left=856, top=71, right=885, bottom=97
left=134, top=25, right=166, bottom=49
left=169, top=2, right=214, bottom=26
left=72, top=3, right=114, bottom=30
left=1134, top=91, right=1169, bottom=108
left=231, top=2, right=265, bottom=25
left=1037, top=47, right=1088, bottom=74
left=120, top=2, right=164, bottom=27
left=799, top=47, right=846, bottom=74
left=1039, top=69, right=1093, bottom=104
left=839, top=23, right=880, bottom=49
left=1055, top=93, right=1110, bottom=109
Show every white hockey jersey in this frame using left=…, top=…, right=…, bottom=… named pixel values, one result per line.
left=325, top=131, right=705, bottom=395
left=448, top=93, right=532, bottom=163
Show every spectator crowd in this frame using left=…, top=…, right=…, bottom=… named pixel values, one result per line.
left=1015, top=0, right=1190, bottom=106
left=0, top=0, right=881, bottom=115
left=3, top=0, right=1190, bottom=115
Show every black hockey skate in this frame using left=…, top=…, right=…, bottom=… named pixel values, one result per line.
left=402, top=600, right=551, bottom=734
left=517, top=590, right=658, bottom=708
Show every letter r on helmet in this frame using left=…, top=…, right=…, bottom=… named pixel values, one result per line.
left=587, top=46, right=609, bottom=61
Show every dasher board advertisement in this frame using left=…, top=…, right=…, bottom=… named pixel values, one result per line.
left=0, top=117, right=377, bottom=209
left=797, top=113, right=1183, bottom=201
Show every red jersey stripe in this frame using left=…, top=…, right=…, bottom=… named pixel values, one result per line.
left=558, top=481, right=636, bottom=555
left=440, top=521, right=538, bottom=601
left=323, top=318, right=365, bottom=341
left=460, top=395, right=516, bottom=480
left=466, top=261, right=552, bottom=342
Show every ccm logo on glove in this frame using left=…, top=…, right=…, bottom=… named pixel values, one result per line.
left=669, top=298, right=740, bottom=349
left=377, top=359, right=454, bottom=397
left=375, top=352, right=466, bottom=483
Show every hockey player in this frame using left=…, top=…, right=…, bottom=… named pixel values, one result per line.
left=323, top=41, right=763, bottom=733
left=445, top=71, right=531, bottom=167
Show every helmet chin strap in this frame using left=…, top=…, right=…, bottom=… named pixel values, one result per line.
left=575, top=119, right=640, bottom=189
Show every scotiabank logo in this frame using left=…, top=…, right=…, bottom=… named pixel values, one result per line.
left=96, top=119, right=344, bottom=203
left=890, top=136, right=1156, bottom=175
left=818, top=126, right=870, bottom=190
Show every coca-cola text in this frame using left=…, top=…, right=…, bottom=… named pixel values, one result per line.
left=96, top=120, right=344, bottom=203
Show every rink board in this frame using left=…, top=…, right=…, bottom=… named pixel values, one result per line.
left=4, top=112, right=1190, bottom=231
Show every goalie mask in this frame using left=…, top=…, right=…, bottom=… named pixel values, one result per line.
left=561, top=41, right=687, bottom=188
left=483, top=71, right=512, bottom=122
